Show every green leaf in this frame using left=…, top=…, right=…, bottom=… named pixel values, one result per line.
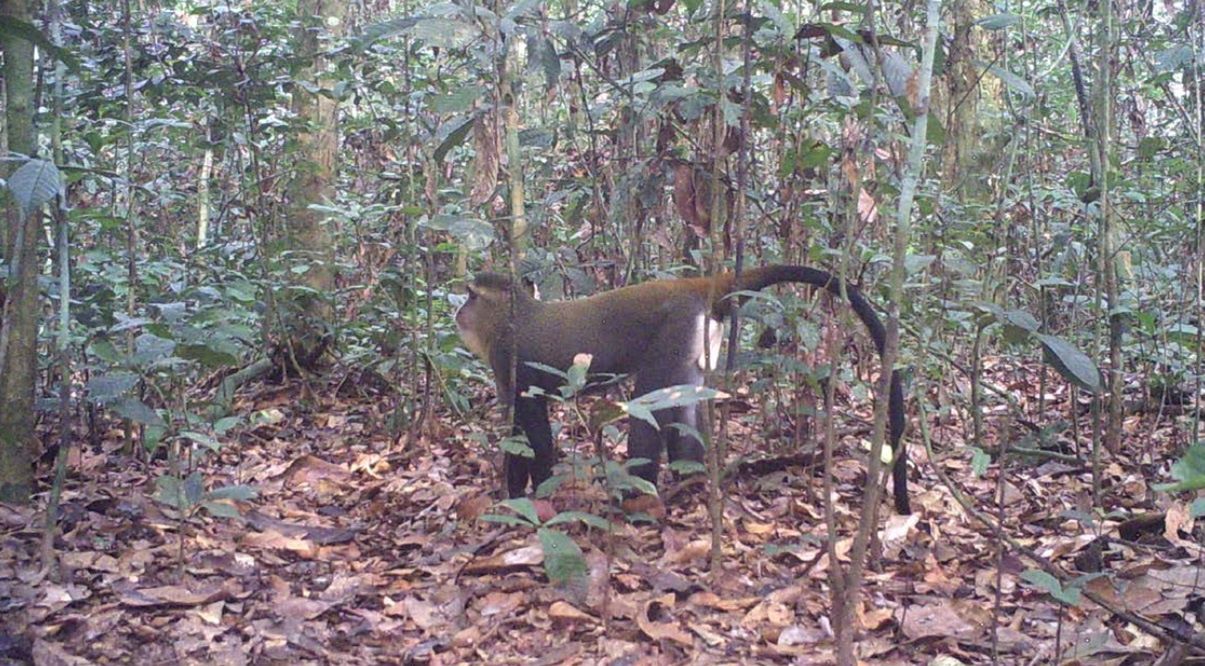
left=180, top=430, right=222, bottom=452
left=1155, top=44, right=1194, bottom=72
left=430, top=86, right=481, bottom=115
left=537, top=528, right=588, bottom=587
left=1035, top=334, right=1102, bottom=393
left=411, top=17, right=475, bottom=49
left=1191, top=498, right=1205, bottom=518
left=110, top=397, right=166, bottom=427
left=533, top=36, right=560, bottom=89
left=154, top=476, right=185, bottom=510
left=177, top=343, right=239, bottom=368
left=975, top=13, right=1020, bottom=29
left=7, top=159, right=63, bottom=221
left=479, top=514, right=536, bottom=527
left=214, top=416, right=243, bottom=435
left=500, top=435, right=534, bottom=458
left=205, top=484, right=258, bottom=501
left=524, top=362, right=568, bottom=382
left=433, top=115, right=475, bottom=164
left=1020, top=569, right=1081, bottom=606
left=986, top=64, right=1034, bottom=102
left=818, top=1, right=864, bottom=12
left=420, top=214, right=495, bottom=251
left=1154, top=443, right=1205, bottom=493
left=969, top=447, right=990, bottom=477
left=184, top=472, right=205, bottom=505
left=667, top=459, right=706, bottom=475
left=354, top=16, right=420, bottom=48
left=201, top=501, right=242, bottom=519
left=1137, top=137, right=1165, bottom=161
left=621, top=384, right=726, bottom=427
left=545, top=511, right=612, bottom=531
left=87, top=372, right=139, bottom=404
left=498, top=498, right=542, bottom=525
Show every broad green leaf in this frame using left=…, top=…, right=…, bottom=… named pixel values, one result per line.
left=667, top=459, right=706, bottom=475
left=1020, top=569, right=1081, bottom=606
left=480, top=514, right=534, bottom=527
left=986, top=64, right=1034, bottom=102
left=201, top=501, right=242, bottom=519
left=411, top=17, right=475, bottom=48
left=177, top=343, right=239, bottom=368
left=1154, top=443, right=1205, bottom=493
left=621, top=384, right=728, bottom=427
left=205, top=484, right=258, bottom=501
left=500, top=435, right=535, bottom=458
left=970, top=447, right=990, bottom=477
left=1191, top=498, right=1205, bottom=518
left=975, top=13, right=1020, bottom=29
left=7, top=159, right=63, bottom=220
left=214, top=416, right=243, bottom=435
left=110, top=397, right=165, bottom=427
left=87, top=372, right=139, bottom=404
left=433, top=115, right=475, bottom=164
left=155, top=476, right=184, bottom=510
left=498, top=498, right=541, bottom=525
left=430, top=86, right=481, bottom=115
left=545, top=511, right=612, bottom=530
left=1035, top=334, right=1102, bottom=393
left=184, top=472, right=205, bottom=505
left=524, top=361, right=568, bottom=382
left=181, top=430, right=222, bottom=452
left=537, top=528, right=587, bottom=586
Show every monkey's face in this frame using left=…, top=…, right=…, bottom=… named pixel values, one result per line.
left=455, top=281, right=508, bottom=361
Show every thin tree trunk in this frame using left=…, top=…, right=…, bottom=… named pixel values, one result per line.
left=0, top=0, right=39, bottom=504
left=282, top=0, right=344, bottom=369
left=834, top=0, right=941, bottom=660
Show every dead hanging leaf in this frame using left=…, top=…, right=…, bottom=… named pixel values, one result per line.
left=857, top=188, right=878, bottom=224
left=672, top=163, right=710, bottom=237
left=637, top=594, right=693, bottom=647
left=468, top=113, right=499, bottom=206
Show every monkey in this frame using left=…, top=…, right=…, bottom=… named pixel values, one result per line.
left=455, top=265, right=910, bottom=514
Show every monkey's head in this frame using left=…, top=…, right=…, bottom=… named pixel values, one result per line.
left=455, top=272, right=526, bottom=361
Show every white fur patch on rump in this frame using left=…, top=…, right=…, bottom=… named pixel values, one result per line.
left=693, top=313, right=725, bottom=370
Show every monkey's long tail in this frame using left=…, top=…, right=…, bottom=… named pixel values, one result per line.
left=737, top=264, right=910, bottom=515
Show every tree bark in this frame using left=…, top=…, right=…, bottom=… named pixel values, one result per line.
left=0, top=0, right=40, bottom=503
left=282, top=0, right=344, bottom=370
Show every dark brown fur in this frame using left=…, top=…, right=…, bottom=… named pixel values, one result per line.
left=456, top=265, right=910, bottom=514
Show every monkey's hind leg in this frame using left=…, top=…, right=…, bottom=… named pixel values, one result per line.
left=628, top=358, right=706, bottom=485
left=507, top=393, right=555, bottom=497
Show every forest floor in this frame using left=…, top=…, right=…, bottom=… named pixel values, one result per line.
left=1, top=359, right=1200, bottom=664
